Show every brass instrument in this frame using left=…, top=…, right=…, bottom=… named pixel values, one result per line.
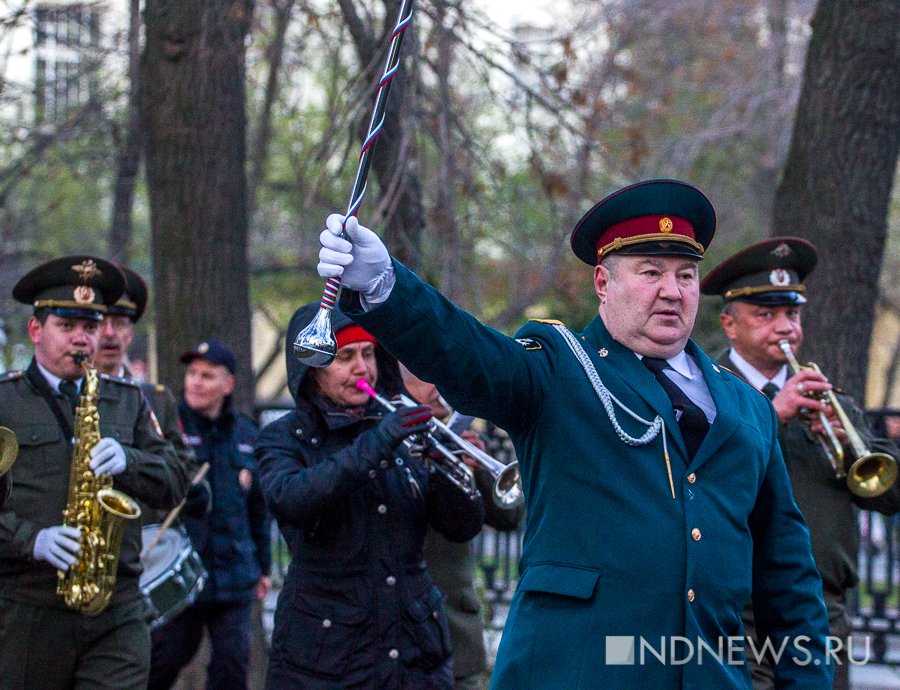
left=778, top=340, right=898, bottom=497
left=0, top=426, right=18, bottom=477
left=356, top=379, right=481, bottom=500
left=57, top=359, right=141, bottom=615
left=398, top=394, right=524, bottom=510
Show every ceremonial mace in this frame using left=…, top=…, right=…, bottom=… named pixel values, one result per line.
left=293, top=0, right=414, bottom=367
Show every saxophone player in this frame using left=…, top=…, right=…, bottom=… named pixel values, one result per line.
left=0, top=256, right=188, bottom=690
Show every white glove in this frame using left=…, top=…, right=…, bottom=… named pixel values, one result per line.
left=33, top=525, right=81, bottom=571
left=318, top=214, right=393, bottom=297
left=89, top=437, right=127, bottom=476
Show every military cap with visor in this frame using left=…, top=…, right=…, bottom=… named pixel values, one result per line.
left=105, top=264, right=148, bottom=322
left=13, top=255, right=126, bottom=321
left=700, top=236, right=817, bottom=306
left=570, top=178, right=716, bottom=265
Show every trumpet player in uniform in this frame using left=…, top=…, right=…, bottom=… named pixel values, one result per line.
left=255, top=302, right=485, bottom=690
left=401, top=365, right=524, bottom=690
left=0, top=256, right=187, bottom=690
left=701, top=236, right=900, bottom=690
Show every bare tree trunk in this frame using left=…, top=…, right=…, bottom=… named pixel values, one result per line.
left=140, top=0, right=256, bottom=412
left=248, top=0, right=296, bottom=215
left=108, top=0, right=142, bottom=263
left=770, top=0, right=900, bottom=399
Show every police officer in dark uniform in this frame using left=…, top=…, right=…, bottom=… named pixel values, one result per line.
left=315, top=179, right=833, bottom=688
left=148, top=339, right=271, bottom=690
left=701, top=237, right=900, bottom=690
left=0, top=256, right=188, bottom=690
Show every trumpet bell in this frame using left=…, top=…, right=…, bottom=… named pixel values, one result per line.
left=292, top=306, right=338, bottom=368
left=847, top=452, right=899, bottom=498
left=493, top=462, right=524, bottom=509
left=0, top=426, right=18, bottom=477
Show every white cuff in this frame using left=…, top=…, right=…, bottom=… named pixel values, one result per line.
left=360, top=264, right=396, bottom=311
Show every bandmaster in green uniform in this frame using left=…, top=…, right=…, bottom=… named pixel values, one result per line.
left=0, top=256, right=189, bottom=690
left=702, top=237, right=900, bottom=690
left=315, top=179, right=833, bottom=688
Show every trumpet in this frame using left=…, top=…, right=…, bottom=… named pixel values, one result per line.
left=356, top=380, right=523, bottom=508
left=779, top=340, right=898, bottom=497
left=396, top=393, right=524, bottom=510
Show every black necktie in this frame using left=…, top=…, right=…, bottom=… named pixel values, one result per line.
left=762, top=382, right=779, bottom=400
left=642, top=357, right=710, bottom=459
left=58, top=380, right=80, bottom=414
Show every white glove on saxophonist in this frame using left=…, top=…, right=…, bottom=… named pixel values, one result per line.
left=89, top=437, right=127, bottom=476
left=318, top=214, right=395, bottom=305
left=33, top=525, right=81, bottom=571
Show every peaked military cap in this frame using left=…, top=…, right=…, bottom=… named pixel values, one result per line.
left=700, top=236, right=817, bottom=305
left=12, top=255, right=126, bottom=321
left=106, top=264, right=148, bottom=322
left=570, top=179, right=716, bottom=265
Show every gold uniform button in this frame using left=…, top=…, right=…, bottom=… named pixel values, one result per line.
left=691, top=528, right=702, bottom=541
left=687, top=589, right=696, bottom=602
left=687, top=472, right=696, bottom=484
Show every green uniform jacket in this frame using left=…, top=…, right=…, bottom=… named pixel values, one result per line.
left=424, top=465, right=524, bottom=679
left=718, top=352, right=900, bottom=631
left=0, top=360, right=189, bottom=609
left=122, top=366, right=201, bottom=524
left=342, top=261, right=832, bottom=689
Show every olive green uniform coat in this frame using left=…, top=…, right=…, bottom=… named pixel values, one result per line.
left=0, top=360, right=188, bottom=689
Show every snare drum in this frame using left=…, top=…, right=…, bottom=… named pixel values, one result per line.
left=140, top=524, right=207, bottom=630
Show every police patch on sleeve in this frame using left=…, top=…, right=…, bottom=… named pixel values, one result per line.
left=516, top=338, right=543, bottom=351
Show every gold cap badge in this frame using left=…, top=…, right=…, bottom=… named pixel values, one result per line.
left=71, top=259, right=102, bottom=281
left=73, top=286, right=95, bottom=304
left=659, top=217, right=673, bottom=233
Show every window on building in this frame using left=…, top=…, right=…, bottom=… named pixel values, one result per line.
left=34, top=3, right=101, bottom=124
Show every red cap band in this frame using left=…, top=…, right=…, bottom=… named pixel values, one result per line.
left=596, top=215, right=698, bottom=259
left=336, top=324, right=377, bottom=349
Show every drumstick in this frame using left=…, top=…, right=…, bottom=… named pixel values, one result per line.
left=145, top=462, right=210, bottom=552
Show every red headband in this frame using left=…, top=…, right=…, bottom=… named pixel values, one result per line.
left=336, top=324, right=377, bottom=349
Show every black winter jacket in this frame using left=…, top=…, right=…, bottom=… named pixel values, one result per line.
left=257, top=303, right=485, bottom=689
left=180, top=400, right=271, bottom=603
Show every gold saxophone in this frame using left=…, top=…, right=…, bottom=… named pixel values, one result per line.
left=57, top=359, right=142, bottom=615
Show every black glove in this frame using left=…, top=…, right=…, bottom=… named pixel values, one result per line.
left=376, top=405, right=434, bottom=450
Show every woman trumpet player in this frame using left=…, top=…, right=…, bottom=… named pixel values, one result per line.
left=256, top=303, right=484, bottom=690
